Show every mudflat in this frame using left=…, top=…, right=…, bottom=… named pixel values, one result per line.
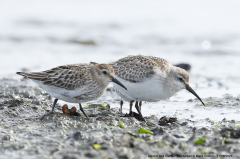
left=0, top=79, right=239, bottom=159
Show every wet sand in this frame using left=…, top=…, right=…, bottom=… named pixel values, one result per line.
left=0, top=79, right=239, bottom=159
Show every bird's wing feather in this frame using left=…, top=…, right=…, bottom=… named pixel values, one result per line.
left=17, top=64, right=91, bottom=90
left=145, top=56, right=172, bottom=72
left=109, top=55, right=158, bottom=82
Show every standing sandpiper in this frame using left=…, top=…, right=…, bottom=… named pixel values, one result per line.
left=110, top=55, right=205, bottom=118
left=17, top=63, right=127, bottom=119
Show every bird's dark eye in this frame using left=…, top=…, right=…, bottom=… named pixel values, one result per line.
left=103, top=71, right=107, bottom=75
left=179, top=77, right=183, bottom=81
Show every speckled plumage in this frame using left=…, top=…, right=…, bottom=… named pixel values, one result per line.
left=110, top=55, right=204, bottom=117
left=110, top=55, right=157, bottom=82
left=17, top=63, right=125, bottom=118
left=21, top=64, right=92, bottom=90
left=110, top=55, right=187, bottom=101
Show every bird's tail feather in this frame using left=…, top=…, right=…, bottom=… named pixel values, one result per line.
left=16, top=72, right=46, bottom=80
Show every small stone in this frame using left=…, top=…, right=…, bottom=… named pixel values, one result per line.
left=85, top=151, right=98, bottom=158
left=2, top=135, right=11, bottom=141
left=173, top=134, right=185, bottom=138
left=151, top=126, right=165, bottom=135
left=31, top=106, right=38, bottom=110
left=106, top=104, right=110, bottom=109
left=72, top=131, right=83, bottom=140
left=63, top=155, right=78, bottom=159
left=180, top=122, right=188, bottom=126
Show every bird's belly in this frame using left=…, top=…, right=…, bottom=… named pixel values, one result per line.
left=37, top=82, right=105, bottom=103
left=113, top=76, right=171, bottom=102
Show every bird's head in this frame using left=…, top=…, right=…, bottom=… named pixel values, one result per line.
left=171, top=66, right=205, bottom=106
left=91, top=62, right=127, bottom=90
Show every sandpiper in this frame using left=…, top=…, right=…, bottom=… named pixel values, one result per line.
left=17, top=63, right=127, bottom=119
left=110, top=55, right=205, bottom=118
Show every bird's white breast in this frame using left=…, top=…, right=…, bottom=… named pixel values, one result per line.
left=113, top=74, right=173, bottom=102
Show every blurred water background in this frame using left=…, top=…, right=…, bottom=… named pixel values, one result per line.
left=1, top=0, right=240, bottom=121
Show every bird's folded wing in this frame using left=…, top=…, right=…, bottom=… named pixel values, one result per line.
left=145, top=56, right=172, bottom=71
left=109, top=55, right=158, bottom=83
left=19, top=65, right=90, bottom=90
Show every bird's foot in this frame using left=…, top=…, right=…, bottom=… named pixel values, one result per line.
left=119, top=113, right=129, bottom=117
left=120, top=111, right=145, bottom=121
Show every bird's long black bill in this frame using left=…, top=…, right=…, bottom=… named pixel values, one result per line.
left=112, top=77, right=127, bottom=90
left=186, top=84, right=205, bottom=106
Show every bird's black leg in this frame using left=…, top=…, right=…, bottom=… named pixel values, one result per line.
left=79, top=103, right=89, bottom=119
left=139, top=101, right=142, bottom=112
left=129, top=100, right=134, bottom=117
left=135, top=101, right=144, bottom=118
left=120, top=100, right=123, bottom=114
left=51, top=99, right=58, bottom=111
